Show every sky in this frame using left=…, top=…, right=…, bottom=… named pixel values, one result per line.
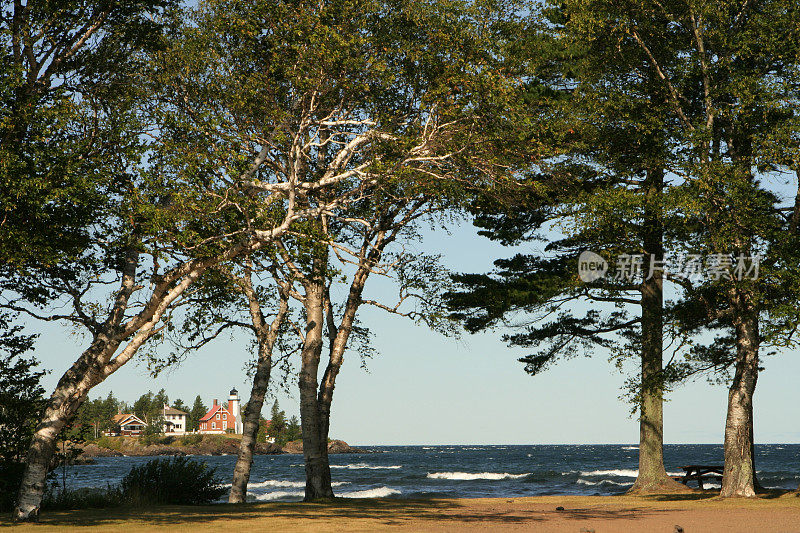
left=23, top=217, right=800, bottom=446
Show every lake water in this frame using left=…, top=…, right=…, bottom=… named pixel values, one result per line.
left=58, top=444, right=800, bottom=501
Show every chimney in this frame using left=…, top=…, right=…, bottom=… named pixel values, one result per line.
left=213, top=399, right=218, bottom=406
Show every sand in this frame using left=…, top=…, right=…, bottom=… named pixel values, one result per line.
left=3, top=493, right=800, bottom=532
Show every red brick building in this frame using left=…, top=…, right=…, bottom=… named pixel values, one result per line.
left=198, top=399, right=236, bottom=434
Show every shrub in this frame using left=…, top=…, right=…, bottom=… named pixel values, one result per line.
left=119, top=457, right=226, bottom=505
left=95, top=436, right=124, bottom=451
left=42, top=486, right=122, bottom=510
left=139, top=433, right=174, bottom=446
left=202, top=434, right=226, bottom=446
left=0, top=462, right=25, bottom=512
left=179, top=434, right=202, bottom=446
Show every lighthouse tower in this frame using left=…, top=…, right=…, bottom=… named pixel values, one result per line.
left=229, top=388, right=243, bottom=434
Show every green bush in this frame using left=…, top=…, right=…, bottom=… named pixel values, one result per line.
left=0, top=462, right=25, bottom=512
left=43, top=486, right=122, bottom=510
left=179, top=434, right=202, bottom=446
left=202, top=434, right=226, bottom=446
left=139, top=434, right=174, bottom=446
left=119, top=457, right=226, bottom=505
left=95, top=436, right=124, bottom=451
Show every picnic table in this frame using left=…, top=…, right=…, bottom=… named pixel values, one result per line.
left=673, top=465, right=724, bottom=489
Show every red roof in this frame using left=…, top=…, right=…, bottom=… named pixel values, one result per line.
left=199, top=404, right=232, bottom=422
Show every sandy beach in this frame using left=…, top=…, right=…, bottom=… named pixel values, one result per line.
left=4, top=493, right=799, bottom=532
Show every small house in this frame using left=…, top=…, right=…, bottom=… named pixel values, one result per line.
left=111, top=413, right=147, bottom=436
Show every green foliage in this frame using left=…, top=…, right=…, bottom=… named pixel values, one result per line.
left=189, top=396, right=208, bottom=432
left=42, top=487, right=122, bottom=511
left=69, top=392, right=122, bottom=441
left=263, top=401, right=301, bottom=446
left=94, top=436, right=124, bottom=451
left=43, top=457, right=226, bottom=509
left=0, top=313, right=46, bottom=512
left=178, top=434, right=203, bottom=446
left=119, top=457, right=226, bottom=506
left=139, top=419, right=166, bottom=446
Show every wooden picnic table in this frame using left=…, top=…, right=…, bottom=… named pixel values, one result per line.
left=673, top=465, right=724, bottom=489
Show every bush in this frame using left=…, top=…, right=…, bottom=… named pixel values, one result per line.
left=139, top=434, right=174, bottom=446
left=202, top=434, right=226, bottom=446
left=119, top=457, right=226, bottom=505
left=95, top=436, right=123, bottom=451
left=179, top=434, right=202, bottom=446
left=0, top=462, right=25, bottom=512
left=42, top=486, right=122, bottom=510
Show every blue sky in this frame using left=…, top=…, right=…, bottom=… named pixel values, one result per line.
left=25, top=218, right=800, bottom=445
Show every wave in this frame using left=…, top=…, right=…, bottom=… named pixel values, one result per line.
left=621, top=446, right=639, bottom=450
left=249, top=480, right=350, bottom=489
left=427, top=472, right=529, bottom=481
left=254, top=490, right=305, bottom=501
left=330, top=463, right=401, bottom=470
left=577, top=478, right=632, bottom=486
left=340, top=487, right=401, bottom=498
left=580, top=469, right=639, bottom=477
left=580, top=469, right=684, bottom=477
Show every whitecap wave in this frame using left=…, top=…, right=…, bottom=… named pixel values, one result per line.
left=340, top=486, right=401, bottom=498
left=577, top=478, right=632, bottom=486
left=254, top=490, right=305, bottom=501
left=249, top=479, right=349, bottom=488
left=580, top=469, right=639, bottom=477
left=426, top=472, right=529, bottom=481
left=580, top=469, right=683, bottom=478
left=330, top=463, right=401, bottom=470
left=621, top=446, right=639, bottom=450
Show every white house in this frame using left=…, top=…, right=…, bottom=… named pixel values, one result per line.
left=162, top=404, right=188, bottom=435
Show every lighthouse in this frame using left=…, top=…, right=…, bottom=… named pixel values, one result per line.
left=229, top=388, right=243, bottom=434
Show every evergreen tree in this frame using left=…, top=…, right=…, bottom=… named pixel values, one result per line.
left=172, top=398, right=188, bottom=413
left=268, top=400, right=287, bottom=440
left=285, top=416, right=302, bottom=443
left=189, top=396, right=207, bottom=432
left=133, top=392, right=155, bottom=424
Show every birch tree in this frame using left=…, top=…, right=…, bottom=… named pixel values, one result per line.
left=3, top=1, right=379, bottom=520
left=180, top=0, right=533, bottom=501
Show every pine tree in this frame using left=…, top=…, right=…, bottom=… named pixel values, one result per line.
left=189, top=396, right=207, bottom=432
left=268, top=400, right=287, bottom=441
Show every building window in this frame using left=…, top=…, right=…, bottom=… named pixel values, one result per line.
left=212, top=422, right=216, bottom=429
left=216, top=413, right=220, bottom=420
left=223, top=414, right=227, bottom=420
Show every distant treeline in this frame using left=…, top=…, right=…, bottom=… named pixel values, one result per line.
left=68, top=390, right=300, bottom=445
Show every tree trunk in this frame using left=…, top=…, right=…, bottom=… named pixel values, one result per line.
left=13, top=357, right=95, bottom=521
left=299, top=274, right=334, bottom=500
left=720, top=308, right=759, bottom=498
left=229, top=271, right=290, bottom=503
left=630, top=168, right=685, bottom=494
left=229, top=341, right=273, bottom=503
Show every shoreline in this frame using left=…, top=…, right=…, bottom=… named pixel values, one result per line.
left=72, top=437, right=366, bottom=463
left=5, top=493, right=800, bottom=532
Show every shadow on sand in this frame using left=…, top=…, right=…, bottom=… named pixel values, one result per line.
left=0, top=497, right=675, bottom=529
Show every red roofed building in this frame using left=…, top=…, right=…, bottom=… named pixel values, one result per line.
left=199, top=398, right=236, bottom=434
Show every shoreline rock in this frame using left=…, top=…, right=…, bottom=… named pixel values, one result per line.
left=281, top=439, right=368, bottom=454
left=74, top=436, right=364, bottom=461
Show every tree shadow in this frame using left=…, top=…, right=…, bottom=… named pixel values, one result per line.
left=0, top=498, right=671, bottom=529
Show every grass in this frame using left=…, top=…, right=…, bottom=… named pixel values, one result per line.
left=3, top=493, right=799, bottom=532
